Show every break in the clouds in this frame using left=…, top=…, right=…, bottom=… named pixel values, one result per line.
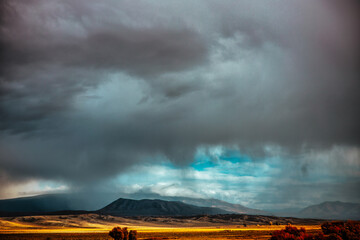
left=0, top=0, right=359, bottom=208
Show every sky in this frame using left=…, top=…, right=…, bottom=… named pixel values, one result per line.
left=0, top=0, right=359, bottom=210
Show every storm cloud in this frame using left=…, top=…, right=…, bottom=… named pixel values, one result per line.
left=0, top=0, right=359, bottom=207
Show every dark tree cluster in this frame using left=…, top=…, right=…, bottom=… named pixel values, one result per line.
left=270, top=221, right=360, bottom=240
left=109, top=227, right=137, bottom=240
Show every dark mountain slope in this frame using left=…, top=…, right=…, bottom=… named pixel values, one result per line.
left=98, top=198, right=230, bottom=216
left=0, top=194, right=75, bottom=213
left=118, top=192, right=268, bottom=215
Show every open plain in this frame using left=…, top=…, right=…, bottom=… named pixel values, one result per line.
left=0, top=214, right=323, bottom=240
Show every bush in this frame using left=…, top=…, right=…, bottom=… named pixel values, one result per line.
left=109, top=226, right=137, bottom=240
left=270, top=221, right=360, bottom=240
left=270, top=225, right=321, bottom=240
left=321, top=221, right=360, bottom=240
left=129, top=230, right=138, bottom=240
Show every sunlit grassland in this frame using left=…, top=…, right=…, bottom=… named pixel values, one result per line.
left=0, top=224, right=322, bottom=240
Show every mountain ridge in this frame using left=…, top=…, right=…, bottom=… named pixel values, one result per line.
left=153, top=196, right=269, bottom=215
left=98, top=198, right=230, bottom=216
left=0, top=193, right=266, bottom=216
left=0, top=193, right=359, bottom=219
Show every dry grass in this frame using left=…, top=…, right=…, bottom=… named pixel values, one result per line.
left=0, top=214, right=323, bottom=239
left=0, top=225, right=322, bottom=240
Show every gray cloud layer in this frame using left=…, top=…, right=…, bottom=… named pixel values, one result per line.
left=0, top=0, right=359, bottom=203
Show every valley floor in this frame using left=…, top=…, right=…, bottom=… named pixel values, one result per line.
left=0, top=225, right=322, bottom=240
left=0, top=213, right=323, bottom=239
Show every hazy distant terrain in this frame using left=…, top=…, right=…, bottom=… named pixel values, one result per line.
left=0, top=194, right=359, bottom=220
left=0, top=193, right=118, bottom=212
left=298, top=201, right=360, bottom=220
left=0, top=194, right=80, bottom=213
left=153, top=196, right=270, bottom=215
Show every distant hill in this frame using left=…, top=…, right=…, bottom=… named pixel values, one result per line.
left=0, top=193, right=120, bottom=213
left=98, top=198, right=230, bottom=216
left=157, top=196, right=269, bottom=216
left=298, top=201, right=360, bottom=220
left=0, top=194, right=76, bottom=213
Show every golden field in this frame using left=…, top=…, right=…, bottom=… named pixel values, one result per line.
left=0, top=214, right=323, bottom=240
left=0, top=225, right=322, bottom=240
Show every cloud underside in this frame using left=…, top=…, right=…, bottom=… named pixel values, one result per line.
left=0, top=0, right=359, bottom=205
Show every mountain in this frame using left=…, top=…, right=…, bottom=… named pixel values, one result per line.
left=3, top=193, right=359, bottom=219
left=117, top=192, right=268, bottom=216
left=98, top=198, right=230, bottom=216
left=0, top=191, right=276, bottom=218
left=156, top=196, right=269, bottom=215
left=0, top=193, right=120, bottom=213
left=298, top=201, right=360, bottom=220
left=0, top=194, right=76, bottom=213
left=0, top=192, right=268, bottom=216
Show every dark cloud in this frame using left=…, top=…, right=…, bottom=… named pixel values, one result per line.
left=0, top=0, right=207, bottom=133
left=0, top=0, right=359, bottom=205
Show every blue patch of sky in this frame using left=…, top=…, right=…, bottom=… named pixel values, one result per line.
left=191, top=157, right=217, bottom=171
left=219, top=149, right=252, bottom=164
left=191, top=149, right=218, bottom=171
left=190, top=147, right=276, bottom=179
left=191, top=148, right=253, bottom=171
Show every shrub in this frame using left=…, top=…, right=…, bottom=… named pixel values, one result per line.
left=109, top=226, right=137, bottom=240
left=129, top=230, right=138, bottom=240
left=320, top=221, right=360, bottom=240
left=269, top=221, right=360, bottom=240
left=270, top=225, right=320, bottom=240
